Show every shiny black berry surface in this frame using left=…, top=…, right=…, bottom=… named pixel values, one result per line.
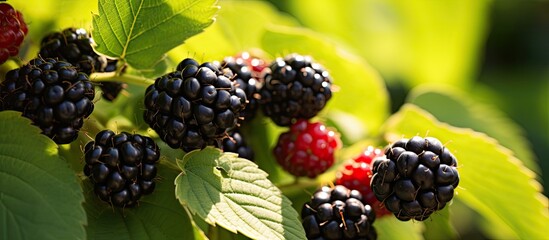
left=83, top=130, right=160, bottom=207
left=371, top=136, right=460, bottom=221
left=144, top=58, right=247, bottom=152
left=0, top=58, right=95, bottom=144
left=301, top=185, right=377, bottom=240
left=260, top=53, right=332, bottom=126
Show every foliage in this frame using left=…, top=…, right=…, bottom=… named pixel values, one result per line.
left=1, top=0, right=547, bottom=240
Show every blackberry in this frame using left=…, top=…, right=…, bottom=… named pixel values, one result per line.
left=144, top=58, right=247, bottom=152
left=99, top=60, right=127, bottom=101
left=260, top=53, right=332, bottom=126
left=273, top=119, right=340, bottom=178
left=371, top=136, right=460, bottom=221
left=0, top=58, right=95, bottom=144
left=39, top=28, right=126, bottom=101
left=301, top=185, right=377, bottom=240
left=219, top=55, right=263, bottom=121
left=221, top=129, right=254, bottom=161
left=0, top=3, right=28, bottom=64
left=83, top=130, right=160, bottom=207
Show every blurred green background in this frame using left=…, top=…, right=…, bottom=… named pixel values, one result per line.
left=4, top=0, right=547, bottom=239
left=265, top=0, right=548, bottom=195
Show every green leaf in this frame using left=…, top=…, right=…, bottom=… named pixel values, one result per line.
left=383, top=104, right=549, bottom=239
left=0, top=111, right=86, bottom=240
left=175, top=147, right=306, bottom=240
left=375, top=217, right=424, bottom=240
left=261, top=25, right=390, bottom=136
left=423, top=206, right=458, bottom=240
left=169, top=0, right=296, bottom=62
left=285, top=0, right=490, bottom=87
left=92, top=0, right=219, bottom=69
left=408, top=85, right=539, bottom=174
left=84, top=162, right=203, bottom=240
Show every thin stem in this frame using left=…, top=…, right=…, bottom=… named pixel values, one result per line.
left=277, top=178, right=319, bottom=194
left=89, top=72, right=154, bottom=87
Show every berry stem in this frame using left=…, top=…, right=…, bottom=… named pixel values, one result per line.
left=90, top=72, right=154, bottom=87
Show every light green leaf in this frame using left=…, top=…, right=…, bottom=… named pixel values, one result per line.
left=423, top=206, right=458, bottom=240
left=92, top=0, right=219, bottom=69
left=285, top=0, right=490, bottom=87
left=85, top=162, right=202, bottom=240
left=408, top=85, right=539, bottom=174
left=0, top=111, right=86, bottom=240
left=169, top=0, right=296, bottom=62
left=383, top=104, right=549, bottom=240
left=261, top=25, right=390, bottom=136
left=376, top=217, right=424, bottom=240
left=175, top=147, right=306, bottom=240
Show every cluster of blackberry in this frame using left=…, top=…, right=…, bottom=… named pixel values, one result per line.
left=83, top=130, right=161, bottom=207
left=39, top=27, right=126, bottom=101
left=143, top=58, right=248, bottom=152
left=301, top=185, right=377, bottom=239
left=0, top=58, right=95, bottom=143
left=261, top=54, right=333, bottom=126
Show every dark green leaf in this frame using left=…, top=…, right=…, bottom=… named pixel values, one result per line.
left=84, top=162, right=203, bottom=239
left=0, top=111, right=86, bottom=240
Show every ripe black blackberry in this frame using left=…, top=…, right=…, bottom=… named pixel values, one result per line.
left=301, top=185, right=377, bottom=240
left=221, top=130, right=254, bottom=161
left=260, top=53, right=332, bottom=126
left=0, top=58, right=95, bottom=144
left=83, top=130, right=161, bottom=207
left=39, top=27, right=125, bottom=101
left=144, top=58, right=247, bottom=152
left=371, top=136, right=460, bottom=221
left=218, top=56, right=262, bottom=121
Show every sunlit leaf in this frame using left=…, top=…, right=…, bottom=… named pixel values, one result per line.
left=408, top=85, right=539, bottom=174
left=175, top=147, right=306, bottom=240
left=169, top=0, right=296, bottom=62
left=92, top=0, right=219, bottom=69
left=285, top=0, right=490, bottom=87
left=376, top=217, right=424, bottom=240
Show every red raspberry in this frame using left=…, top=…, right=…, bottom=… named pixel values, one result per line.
left=273, top=119, right=340, bottom=178
left=336, top=146, right=392, bottom=217
left=0, top=3, right=28, bottom=64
